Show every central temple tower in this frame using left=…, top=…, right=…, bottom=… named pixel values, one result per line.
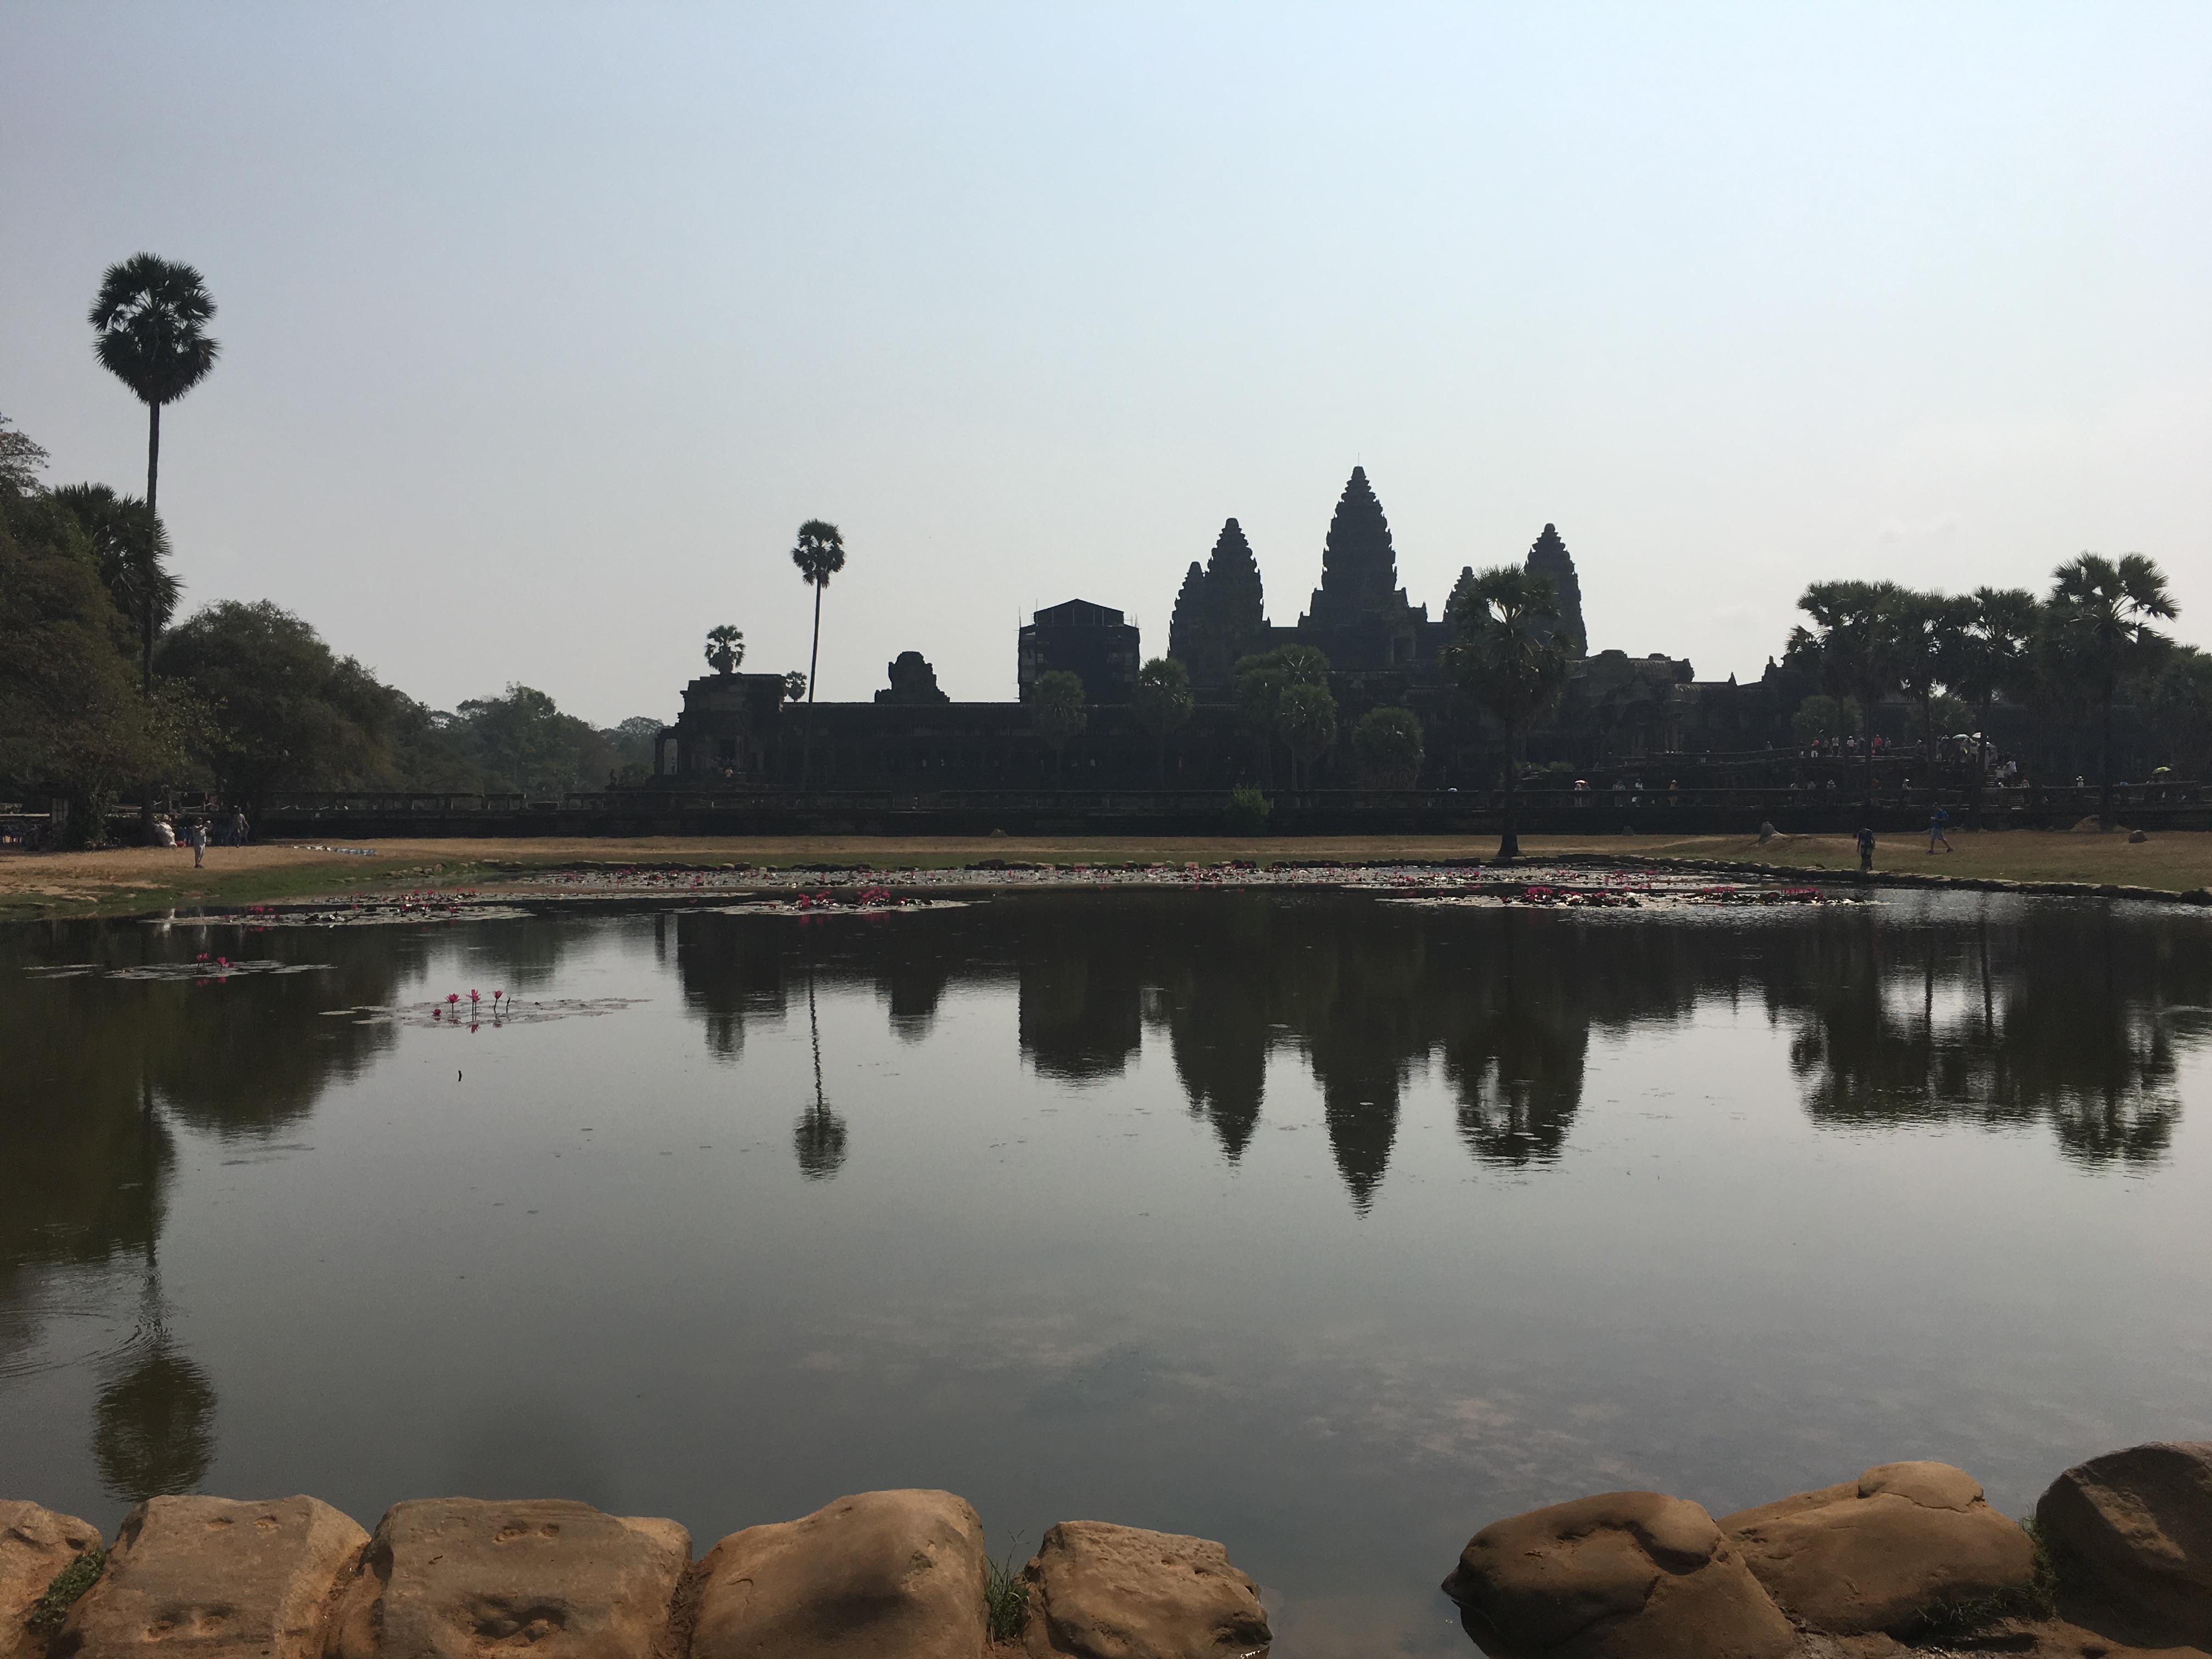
left=1294, top=467, right=1429, bottom=670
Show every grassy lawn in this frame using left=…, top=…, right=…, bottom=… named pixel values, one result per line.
left=3, top=826, right=2207, bottom=920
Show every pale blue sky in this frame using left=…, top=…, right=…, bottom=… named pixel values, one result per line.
left=5, top=2, right=2207, bottom=722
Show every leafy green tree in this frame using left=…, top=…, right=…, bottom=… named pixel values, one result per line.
left=1790, top=694, right=1863, bottom=745
left=382, top=699, right=485, bottom=792
left=1446, top=566, right=1571, bottom=860
left=1352, top=706, right=1424, bottom=787
left=0, top=504, right=193, bottom=842
left=704, top=624, right=744, bottom=675
left=1232, top=645, right=1328, bottom=786
left=0, top=413, right=49, bottom=501
left=1785, top=579, right=1905, bottom=802
left=449, top=684, right=620, bottom=797
left=1030, top=669, right=1087, bottom=778
left=88, top=255, right=219, bottom=524
left=1277, top=681, right=1338, bottom=789
left=2044, top=553, right=2178, bottom=826
left=603, top=715, right=665, bottom=784
left=158, top=600, right=398, bottom=808
left=1132, top=656, right=1194, bottom=783
left=50, top=484, right=179, bottom=695
left=781, top=671, right=808, bottom=702
left=2146, top=646, right=2212, bottom=777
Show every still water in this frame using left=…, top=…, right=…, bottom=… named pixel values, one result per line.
left=4, top=889, right=2210, bottom=1656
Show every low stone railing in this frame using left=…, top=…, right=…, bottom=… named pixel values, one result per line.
left=6, top=1440, right=2208, bottom=1657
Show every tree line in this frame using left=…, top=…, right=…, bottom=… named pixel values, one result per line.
left=1, top=409, right=659, bottom=842
left=1783, top=566, right=2203, bottom=824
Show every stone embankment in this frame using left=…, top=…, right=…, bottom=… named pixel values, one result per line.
left=1443, top=1441, right=2212, bottom=1657
left=5, top=1442, right=2208, bottom=1658
left=1, top=1491, right=1271, bottom=1659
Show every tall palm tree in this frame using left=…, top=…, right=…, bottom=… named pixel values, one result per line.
left=2046, top=554, right=2177, bottom=827
left=1948, top=586, right=2040, bottom=805
left=1445, top=567, right=1571, bottom=861
left=789, top=520, right=845, bottom=787
left=51, top=483, right=180, bottom=695
left=88, top=256, right=219, bottom=525
left=1785, top=580, right=1904, bottom=804
left=1133, top=656, right=1195, bottom=785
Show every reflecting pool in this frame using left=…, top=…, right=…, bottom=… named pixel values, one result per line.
left=3, top=889, right=2210, bottom=1657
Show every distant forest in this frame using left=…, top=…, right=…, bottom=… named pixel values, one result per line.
left=1, top=411, right=662, bottom=838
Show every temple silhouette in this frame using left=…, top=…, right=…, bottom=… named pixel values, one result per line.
left=654, top=466, right=1797, bottom=790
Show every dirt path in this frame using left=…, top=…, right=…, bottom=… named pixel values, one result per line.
left=3, top=828, right=2207, bottom=919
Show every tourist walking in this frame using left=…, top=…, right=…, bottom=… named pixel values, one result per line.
left=1928, top=806, right=1953, bottom=853
left=187, top=818, right=207, bottom=868
left=1856, top=825, right=1876, bottom=873
left=230, top=807, right=249, bottom=847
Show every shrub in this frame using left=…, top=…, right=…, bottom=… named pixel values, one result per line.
left=1226, top=785, right=1271, bottom=835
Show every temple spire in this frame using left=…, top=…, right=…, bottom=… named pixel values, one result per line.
left=1314, top=466, right=1399, bottom=608
left=1167, top=520, right=1271, bottom=689
left=1523, top=523, right=1587, bottom=657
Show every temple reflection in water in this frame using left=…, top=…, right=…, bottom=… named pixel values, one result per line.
left=2, top=890, right=2202, bottom=1512
left=667, top=891, right=2198, bottom=1201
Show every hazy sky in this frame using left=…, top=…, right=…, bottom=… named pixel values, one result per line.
left=5, top=3, right=2208, bottom=724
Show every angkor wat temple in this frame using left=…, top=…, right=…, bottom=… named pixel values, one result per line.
left=656, top=467, right=1811, bottom=791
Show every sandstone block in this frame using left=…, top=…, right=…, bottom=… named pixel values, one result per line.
left=1441, top=1490, right=1794, bottom=1659
left=1722, top=1460, right=2034, bottom=1635
left=323, top=1499, right=687, bottom=1659
left=2036, top=1441, right=2212, bottom=1645
left=1019, top=1520, right=1271, bottom=1659
left=688, top=1488, right=983, bottom=1659
left=55, top=1496, right=362, bottom=1659
left=2, top=1502, right=103, bottom=1659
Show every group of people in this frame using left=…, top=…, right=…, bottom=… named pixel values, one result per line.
left=153, top=808, right=250, bottom=867
left=1804, top=733, right=1887, bottom=759
left=1852, top=806, right=1957, bottom=872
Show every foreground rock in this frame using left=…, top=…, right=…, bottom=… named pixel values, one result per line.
left=325, top=1498, right=687, bottom=1659
left=54, top=1496, right=362, bottom=1659
left=2, top=1503, right=102, bottom=1659
left=1019, top=1520, right=1271, bottom=1659
left=1442, top=1491, right=1794, bottom=1659
left=687, top=1488, right=983, bottom=1659
left=1720, top=1460, right=2033, bottom=1634
left=2038, top=1440, right=2212, bottom=1647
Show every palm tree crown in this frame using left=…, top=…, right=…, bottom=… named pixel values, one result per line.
left=88, top=254, right=219, bottom=521
left=50, top=482, right=180, bottom=695
left=91, top=255, right=220, bottom=404
left=2045, top=552, right=2179, bottom=827
left=1444, top=565, right=1570, bottom=860
left=1445, top=565, right=1571, bottom=730
left=791, top=520, right=846, bottom=590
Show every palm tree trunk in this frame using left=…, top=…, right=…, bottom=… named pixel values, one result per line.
left=1498, top=724, right=1521, bottom=861
left=802, top=584, right=822, bottom=789
left=1863, top=697, right=1876, bottom=808
left=145, top=401, right=161, bottom=522
left=2099, top=691, right=2115, bottom=830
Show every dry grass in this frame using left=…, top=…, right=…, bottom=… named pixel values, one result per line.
left=3, top=827, right=2207, bottom=919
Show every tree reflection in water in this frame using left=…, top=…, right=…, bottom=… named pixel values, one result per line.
left=793, top=929, right=848, bottom=1181
left=666, top=891, right=2209, bottom=1202
left=0, top=918, right=419, bottom=1498
left=93, top=1319, right=217, bottom=1500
